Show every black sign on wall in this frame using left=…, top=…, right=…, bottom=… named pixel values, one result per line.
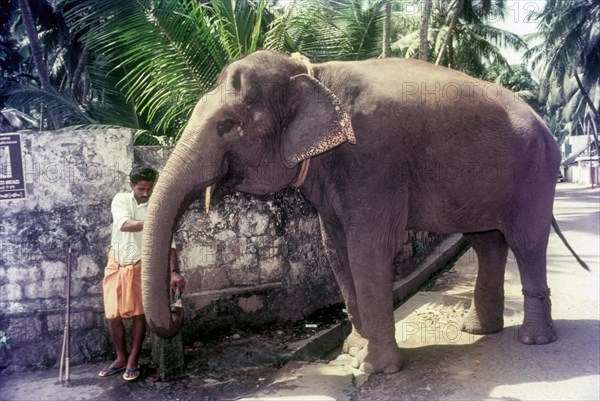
left=0, top=133, right=26, bottom=200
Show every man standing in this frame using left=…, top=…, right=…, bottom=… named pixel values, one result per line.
left=98, top=165, right=185, bottom=381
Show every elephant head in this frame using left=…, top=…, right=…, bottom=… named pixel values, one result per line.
left=141, top=51, right=355, bottom=337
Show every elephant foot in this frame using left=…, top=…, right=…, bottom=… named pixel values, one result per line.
left=519, top=288, right=557, bottom=345
left=461, top=305, right=504, bottom=335
left=351, top=342, right=403, bottom=374
left=343, top=329, right=368, bottom=357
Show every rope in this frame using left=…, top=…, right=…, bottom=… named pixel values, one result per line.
left=291, top=52, right=314, bottom=77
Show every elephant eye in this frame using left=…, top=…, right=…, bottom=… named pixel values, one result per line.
left=217, top=118, right=238, bottom=137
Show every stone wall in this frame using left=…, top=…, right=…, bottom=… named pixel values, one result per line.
left=0, top=129, right=443, bottom=374
left=0, top=129, right=342, bottom=373
left=1, top=129, right=133, bottom=373
left=135, top=146, right=342, bottom=342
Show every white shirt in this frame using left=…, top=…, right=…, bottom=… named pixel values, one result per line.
left=110, top=191, right=147, bottom=265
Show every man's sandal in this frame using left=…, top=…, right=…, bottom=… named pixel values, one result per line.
left=123, top=367, right=140, bottom=381
left=98, top=366, right=126, bottom=377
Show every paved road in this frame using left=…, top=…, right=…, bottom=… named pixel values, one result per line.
left=1, top=183, right=598, bottom=401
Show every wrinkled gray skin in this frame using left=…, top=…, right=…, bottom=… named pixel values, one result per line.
left=141, top=51, right=561, bottom=374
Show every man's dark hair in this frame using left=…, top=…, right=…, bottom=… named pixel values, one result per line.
left=129, top=165, right=158, bottom=184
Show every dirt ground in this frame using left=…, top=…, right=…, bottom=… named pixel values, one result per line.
left=0, top=305, right=348, bottom=401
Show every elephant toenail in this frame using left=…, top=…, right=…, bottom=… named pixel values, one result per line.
left=520, top=336, right=534, bottom=344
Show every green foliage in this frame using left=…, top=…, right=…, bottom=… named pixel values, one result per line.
left=278, top=0, right=387, bottom=62
left=528, top=0, right=600, bottom=94
left=526, top=0, right=600, bottom=139
left=5, top=0, right=594, bottom=146
left=485, top=63, right=543, bottom=115
left=5, top=84, right=96, bottom=126
left=392, top=0, right=527, bottom=77
left=68, top=0, right=221, bottom=137
left=65, top=0, right=283, bottom=139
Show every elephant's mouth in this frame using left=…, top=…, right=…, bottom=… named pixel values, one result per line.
left=203, top=159, right=241, bottom=213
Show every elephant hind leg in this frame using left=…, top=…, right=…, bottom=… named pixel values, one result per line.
left=462, top=230, right=509, bottom=335
left=503, top=204, right=556, bottom=345
left=509, top=235, right=556, bottom=345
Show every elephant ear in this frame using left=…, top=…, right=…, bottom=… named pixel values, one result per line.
left=281, top=74, right=356, bottom=168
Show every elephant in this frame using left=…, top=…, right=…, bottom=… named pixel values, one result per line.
left=141, top=50, right=567, bottom=374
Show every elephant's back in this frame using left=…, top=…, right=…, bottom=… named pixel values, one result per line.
left=316, top=58, right=560, bottom=233
left=318, top=58, right=551, bottom=158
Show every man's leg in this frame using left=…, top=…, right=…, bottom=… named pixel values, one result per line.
left=125, top=314, right=146, bottom=377
left=107, top=318, right=128, bottom=368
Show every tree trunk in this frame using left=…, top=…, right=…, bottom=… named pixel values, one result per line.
left=382, top=0, right=391, bottom=58
left=71, top=44, right=89, bottom=100
left=574, top=70, right=599, bottom=116
left=18, top=0, right=61, bottom=129
left=436, top=0, right=464, bottom=66
left=418, top=0, right=432, bottom=61
left=574, top=70, right=600, bottom=142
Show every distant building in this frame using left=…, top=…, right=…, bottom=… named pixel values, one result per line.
left=561, top=135, right=600, bottom=187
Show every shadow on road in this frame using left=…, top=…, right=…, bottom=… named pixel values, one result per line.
left=359, top=319, right=599, bottom=401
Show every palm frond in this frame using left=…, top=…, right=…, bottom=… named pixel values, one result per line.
left=391, top=30, right=420, bottom=58
left=283, top=0, right=386, bottom=62
left=344, top=0, right=386, bottom=60
left=0, top=108, right=39, bottom=129
left=3, top=84, right=97, bottom=126
left=67, top=0, right=230, bottom=136
left=528, top=0, right=600, bottom=97
left=263, top=0, right=299, bottom=52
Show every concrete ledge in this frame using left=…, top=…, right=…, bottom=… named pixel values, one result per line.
left=285, top=234, right=469, bottom=362
left=184, top=282, right=284, bottom=312
left=393, top=234, right=469, bottom=305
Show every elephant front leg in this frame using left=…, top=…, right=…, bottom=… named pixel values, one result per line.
left=342, top=327, right=367, bottom=357
left=348, top=246, right=403, bottom=374
left=319, top=218, right=368, bottom=357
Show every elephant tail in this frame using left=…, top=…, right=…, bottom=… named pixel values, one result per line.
left=552, top=216, right=590, bottom=271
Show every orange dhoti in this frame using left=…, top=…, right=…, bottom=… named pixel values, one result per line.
left=102, top=251, right=144, bottom=319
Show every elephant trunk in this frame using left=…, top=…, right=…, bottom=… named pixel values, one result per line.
left=141, top=139, right=222, bottom=337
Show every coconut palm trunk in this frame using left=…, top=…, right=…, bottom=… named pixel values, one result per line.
left=436, top=0, right=464, bottom=66
left=419, top=0, right=432, bottom=61
left=17, top=0, right=61, bottom=129
left=382, top=0, right=391, bottom=58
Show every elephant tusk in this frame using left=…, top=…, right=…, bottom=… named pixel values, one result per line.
left=205, top=185, right=212, bottom=214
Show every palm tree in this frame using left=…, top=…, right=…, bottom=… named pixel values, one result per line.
left=527, top=0, right=600, bottom=157
left=435, top=0, right=464, bottom=65
left=3, top=0, right=122, bottom=131
left=418, top=0, right=432, bottom=60
left=17, top=0, right=61, bottom=129
left=382, top=0, right=392, bottom=57
left=392, top=0, right=526, bottom=77
left=485, top=63, right=543, bottom=114
left=5, top=0, right=290, bottom=142
left=528, top=0, right=600, bottom=119
left=65, top=0, right=284, bottom=140
left=284, top=0, right=387, bottom=62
